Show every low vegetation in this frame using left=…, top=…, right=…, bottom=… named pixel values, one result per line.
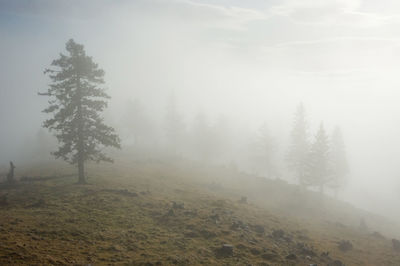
left=0, top=160, right=399, bottom=265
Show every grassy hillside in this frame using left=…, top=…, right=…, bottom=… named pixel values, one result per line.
left=0, top=160, right=399, bottom=265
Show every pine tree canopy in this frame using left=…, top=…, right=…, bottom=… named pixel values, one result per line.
left=42, top=39, right=120, bottom=167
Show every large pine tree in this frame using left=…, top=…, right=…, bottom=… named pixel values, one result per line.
left=41, top=39, right=120, bottom=184
left=286, top=103, right=310, bottom=185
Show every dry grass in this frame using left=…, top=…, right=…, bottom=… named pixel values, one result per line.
left=0, top=160, right=399, bottom=265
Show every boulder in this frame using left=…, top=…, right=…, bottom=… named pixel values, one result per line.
left=338, top=240, right=353, bottom=252
left=392, top=239, right=400, bottom=251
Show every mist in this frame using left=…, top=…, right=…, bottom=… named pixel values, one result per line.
left=1, top=1, right=400, bottom=263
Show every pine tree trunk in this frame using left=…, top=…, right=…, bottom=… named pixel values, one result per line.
left=78, top=154, right=85, bottom=183
left=77, top=75, right=86, bottom=184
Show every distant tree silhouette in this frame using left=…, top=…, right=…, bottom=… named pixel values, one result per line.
left=286, top=104, right=310, bottom=186
left=123, top=98, right=154, bottom=146
left=329, top=126, right=349, bottom=197
left=6, top=161, right=15, bottom=183
left=191, top=112, right=220, bottom=163
left=212, top=115, right=232, bottom=162
left=41, top=39, right=120, bottom=184
left=164, top=92, right=185, bottom=156
left=251, top=123, right=278, bottom=178
left=305, top=123, right=330, bottom=193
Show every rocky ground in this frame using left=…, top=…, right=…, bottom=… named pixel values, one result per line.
left=0, top=161, right=399, bottom=265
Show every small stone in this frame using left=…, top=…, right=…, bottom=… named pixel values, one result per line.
left=272, top=229, right=285, bottom=239
left=172, top=201, right=184, bottom=209
left=261, top=253, right=278, bottom=261
left=285, top=254, right=297, bottom=260
left=329, top=260, right=344, bottom=266
left=250, top=248, right=260, bottom=255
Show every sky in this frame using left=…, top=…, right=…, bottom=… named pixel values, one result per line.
left=1, top=0, right=400, bottom=219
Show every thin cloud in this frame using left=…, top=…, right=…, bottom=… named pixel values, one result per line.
left=269, top=0, right=389, bottom=27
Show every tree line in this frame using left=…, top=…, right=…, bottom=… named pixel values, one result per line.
left=37, top=39, right=349, bottom=196
left=286, top=104, right=349, bottom=196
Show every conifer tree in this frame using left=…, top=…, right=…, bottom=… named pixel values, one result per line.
left=305, top=123, right=330, bottom=193
left=123, top=98, right=153, bottom=146
left=41, top=39, right=120, bottom=184
left=165, top=92, right=185, bottom=156
left=251, top=123, right=277, bottom=178
left=329, top=126, right=349, bottom=197
left=286, top=104, right=309, bottom=185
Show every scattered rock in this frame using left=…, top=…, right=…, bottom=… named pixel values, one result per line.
left=230, top=220, right=247, bottom=231
left=328, top=260, right=344, bottom=266
left=321, top=251, right=330, bottom=257
left=297, top=242, right=317, bottom=257
left=215, top=244, right=234, bottom=258
left=238, top=196, right=247, bottom=204
left=158, top=209, right=175, bottom=222
left=285, top=254, right=297, bottom=260
left=172, top=201, right=184, bottom=209
left=199, top=230, right=216, bottom=239
left=236, top=244, right=247, bottom=250
left=209, top=214, right=219, bottom=224
left=371, top=231, right=385, bottom=239
left=184, top=231, right=198, bottom=238
left=392, top=239, right=400, bottom=251
left=26, top=199, right=46, bottom=208
left=166, top=209, right=175, bottom=216
left=261, top=253, right=279, bottom=261
left=338, top=240, right=353, bottom=252
left=334, top=222, right=346, bottom=228
left=250, top=247, right=260, bottom=255
left=103, top=189, right=138, bottom=197
left=251, top=224, right=265, bottom=234
left=183, top=209, right=197, bottom=216
left=272, top=229, right=285, bottom=239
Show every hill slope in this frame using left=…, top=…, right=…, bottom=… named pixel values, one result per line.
left=0, top=160, right=399, bottom=265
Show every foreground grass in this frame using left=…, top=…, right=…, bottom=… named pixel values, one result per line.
left=0, top=161, right=399, bottom=265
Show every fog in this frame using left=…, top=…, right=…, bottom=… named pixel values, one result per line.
left=1, top=0, right=400, bottom=222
